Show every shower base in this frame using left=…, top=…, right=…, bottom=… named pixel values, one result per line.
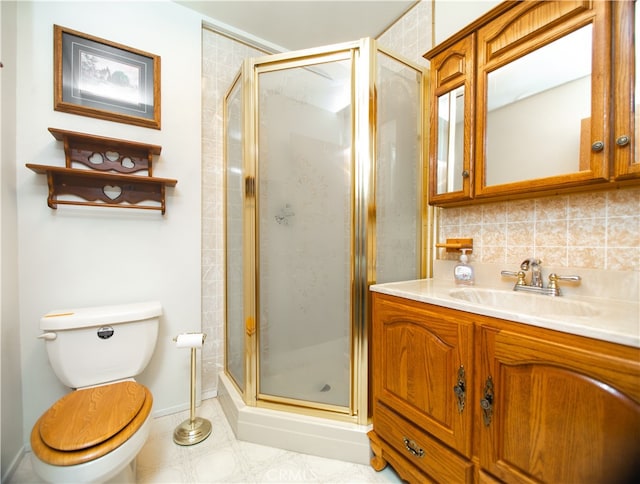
left=259, top=337, right=350, bottom=406
left=217, top=371, right=372, bottom=465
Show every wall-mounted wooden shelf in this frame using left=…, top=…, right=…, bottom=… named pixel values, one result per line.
left=48, top=127, right=162, bottom=175
left=26, top=164, right=177, bottom=213
left=26, top=128, right=177, bottom=214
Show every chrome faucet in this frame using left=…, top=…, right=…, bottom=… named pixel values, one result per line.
left=501, top=258, right=581, bottom=296
left=520, top=258, right=543, bottom=288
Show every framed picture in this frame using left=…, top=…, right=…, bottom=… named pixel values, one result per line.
left=54, top=25, right=161, bottom=129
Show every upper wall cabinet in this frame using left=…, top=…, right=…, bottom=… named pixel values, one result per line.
left=425, top=0, right=638, bottom=206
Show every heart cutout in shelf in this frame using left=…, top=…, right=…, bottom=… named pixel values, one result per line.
left=103, top=185, right=123, bottom=200
left=105, top=151, right=120, bottom=162
left=89, top=153, right=104, bottom=164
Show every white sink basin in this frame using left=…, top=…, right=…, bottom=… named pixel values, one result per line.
left=448, top=287, right=601, bottom=318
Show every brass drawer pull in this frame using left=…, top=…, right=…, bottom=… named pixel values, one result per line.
left=402, top=437, right=425, bottom=458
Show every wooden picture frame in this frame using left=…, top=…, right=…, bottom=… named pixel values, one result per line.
left=54, top=25, right=161, bottom=129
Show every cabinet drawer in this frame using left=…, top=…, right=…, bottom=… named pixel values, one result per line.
left=374, top=402, right=473, bottom=483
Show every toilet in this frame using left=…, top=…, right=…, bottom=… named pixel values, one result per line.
left=30, top=301, right=161, bottom=483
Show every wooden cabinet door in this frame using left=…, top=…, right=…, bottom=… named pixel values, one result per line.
left=613, top=0, right=640, bottom=180
left=478, top=322, right=640, bottom=484
left=372, top=293, right=475, bottom=456
left=428, top=34, right=475, bottom=205
left=474, top=0, right=611, bottom=199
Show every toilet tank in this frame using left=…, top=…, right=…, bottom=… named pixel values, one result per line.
left=39, top=301, right=161, bottom=389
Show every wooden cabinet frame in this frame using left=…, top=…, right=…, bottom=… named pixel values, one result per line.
left=425, top=0, right=638, bottom=207
left=613, top=0, right=640, bottom=180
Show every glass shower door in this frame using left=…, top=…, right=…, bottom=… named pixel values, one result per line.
left=225, top=76, right=245, bottom=392
left=256, top=57, right=353, bottom=410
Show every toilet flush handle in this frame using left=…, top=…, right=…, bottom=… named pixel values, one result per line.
left=37, top=332, right=57, bottom=341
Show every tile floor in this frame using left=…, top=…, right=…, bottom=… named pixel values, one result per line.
left=10, top=398, right=402, bottom=483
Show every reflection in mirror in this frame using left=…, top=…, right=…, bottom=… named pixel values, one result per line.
left=485, top=25, right=592, bottom=186
left=436, top=85, right=465, bottom=194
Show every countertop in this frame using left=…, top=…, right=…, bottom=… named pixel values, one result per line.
left=370, top=278, right=640, bottom=348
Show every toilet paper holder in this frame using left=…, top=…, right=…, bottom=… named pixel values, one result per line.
left=172, top=332, right=212, bottom=446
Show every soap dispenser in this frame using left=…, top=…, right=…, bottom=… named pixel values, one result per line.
left=454, top=248, right=474, bottom=285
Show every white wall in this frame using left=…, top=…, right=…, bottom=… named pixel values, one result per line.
left=14, top=0, right=202, bottom=447
left=1, top=1, right=25, bottom=480
left=434, top=0, right=501, bottom=44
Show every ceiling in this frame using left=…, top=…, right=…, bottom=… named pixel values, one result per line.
left=176, top=0, right=419, bottom=51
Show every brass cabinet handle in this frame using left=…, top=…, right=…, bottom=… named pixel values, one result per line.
left=403, top=437, right=425, bottom=458
left=453, top=365, right=466, bottom=413
left=480, top=375, right=494, bottom=427
left=591, top=141, right=605, bottom=152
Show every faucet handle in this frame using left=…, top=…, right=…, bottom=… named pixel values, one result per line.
left=501, top=270, right=527, bottom=286
left=547, top=273, right=581, bottom=292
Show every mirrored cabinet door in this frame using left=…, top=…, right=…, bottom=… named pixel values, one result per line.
left=474, top=0, right=610, bottom=198
left=428, top=35, right=475, bottom=203
left=614, top=0, right=639, bottom=180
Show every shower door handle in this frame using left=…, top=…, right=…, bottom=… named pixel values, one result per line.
left=245, top=176, right=255, bottom=197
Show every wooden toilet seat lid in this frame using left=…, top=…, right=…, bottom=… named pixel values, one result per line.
left=31, top=382, right=153, bottom=467
left=39, top=381, right=146, bottom=451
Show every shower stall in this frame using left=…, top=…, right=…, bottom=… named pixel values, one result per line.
left=220, top=38, right=429, bottom=463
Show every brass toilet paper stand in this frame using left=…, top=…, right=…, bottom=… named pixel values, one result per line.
left=173, top=333, right=212, bottom=446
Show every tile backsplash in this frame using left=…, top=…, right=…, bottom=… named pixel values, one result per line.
left=438, top=187, right=640, bottom=272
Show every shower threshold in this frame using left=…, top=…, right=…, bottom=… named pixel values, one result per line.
left=217, top=371, right=372, bottom=465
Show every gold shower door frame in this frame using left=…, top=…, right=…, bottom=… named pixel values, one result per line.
left=224, top=38, right=430, bottom=425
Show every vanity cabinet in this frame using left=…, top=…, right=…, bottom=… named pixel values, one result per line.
left=425, top=0, right=639, bottom=206
left=368, top=292, right=640, bottom=483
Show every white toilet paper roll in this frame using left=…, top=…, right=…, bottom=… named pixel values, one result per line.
left=175, top=333, right=205, bottom=349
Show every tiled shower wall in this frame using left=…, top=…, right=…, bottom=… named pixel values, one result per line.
left=201, top=0, right=639, bottom=396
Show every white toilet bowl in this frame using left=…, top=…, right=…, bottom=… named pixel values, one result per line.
left=31, top=301, right=161, bottom=483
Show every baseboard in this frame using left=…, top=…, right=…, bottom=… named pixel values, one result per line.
left=2, top=445, right=26, bottom=484
left=151, top=389, right=218, bottom=418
